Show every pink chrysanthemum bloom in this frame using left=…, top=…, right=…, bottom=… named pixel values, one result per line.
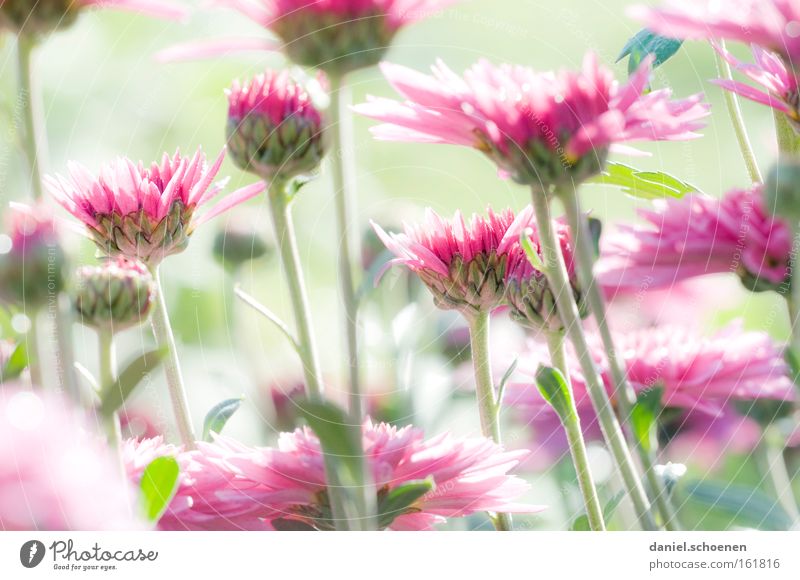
left=0, top=386, right=141, bottom=530
left=0, top=0, right=186, bottom=34
left=163, top=1, right=461, bottom=74
left=226, top=70, right=327, bottom=180
left=45, top=148, right=265, bottom=265
left=354, top=54, right=709, bottom=186
left=0, top=203, right=67, bottom=307
left=123, top=437, right=272, bottom=531
left=226, top=420, right=540, bottom=530
left=630, top=0, right=800, bottom=70
left=597, top=185, right=792, bottom=295
left=713, top=43, right=800, bottom=131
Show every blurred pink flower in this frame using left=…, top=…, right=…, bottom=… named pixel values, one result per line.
left=630, top=0, right=800, bottom=65
left=123, top=437, right=272, bottom=531
left=45, top=148, right=265, bottom=264
left=0, top=386, right=141, bottom=530
left=713, top=43, right=800, bottom=128
left=597, top=186, right=792, bottom=295
left=354, top=54, right=709, bottom=184
left=226, top=420, right=541, bottom=530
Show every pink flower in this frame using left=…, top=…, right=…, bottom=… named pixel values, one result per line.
left=630, top=0, right=800, bottom=66
left=226, top=70, right=327, bottom=179
left=225, top=420, right=541, bottom=530
left=123, top=437, right=272, bottom=531
left=161, top=0, right=460, bottom=73
left=354, top=54, right=709, bottom=185
left=713, top=43, right=800, bottom=128
left=45, top=148, right=265, bottom=265
left=0, top=386, right=141, bottom=530
left=596, top=186, right=792, bottom=294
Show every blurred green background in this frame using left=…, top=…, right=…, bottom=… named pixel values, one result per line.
left=0, top=0, right=796, bottom=530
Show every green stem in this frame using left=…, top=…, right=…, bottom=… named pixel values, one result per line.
left=16, top=33, right=46, bottom=199
left=53, top=294, right=79, bottom=401
left=328, top=75, right=363, bottom=419
left=150, top=266, right=196, bottom=449
left=466, top=310, right=512, bottom=531
left=530, top=186, right=657, bottom=530
left=26, top=310, right=43, bottom=387
left=266, top=180, right=324, bottom=400
left=755, top=429, right=800, bottom=522
left=546, top=331, right=606, bottom=531
left=557, top=187, right=680, bottom=530
left=98, top=328, right=122, bottom=457
left=714, top=41, right=762, bottom=184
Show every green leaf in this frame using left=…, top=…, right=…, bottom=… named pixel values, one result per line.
left=589, top=162, right=698, bottom=200
left=99, top=348, right=166, bottom=417
left=785, top=347, right=800, bottom=389
left=535, top=366, right=575, bottom=423
left=1, top=342, right=28, bottom=381
left=377, top=479, right=434, bottom=529
left=520, top=228, right=545, bottom=272
left=496, top=356, right=519, bottom=409
left=139, top=456, right=180, bottom=523
left=587, top=217, right=603, bottom=259
left=202, top=397, right=244, bottom=442
left=571, top=491, right=625, bottom=531
left=683, top=480, right=793, bottom=531
left=617, top=29, right=683, bottom=75
left=271, top=518, right=318, bottom=531
left=734, top=399, right=793, bottom=428
left=630, top=386, right=663, bottom=454
left=296, top=400, right=363, bottom=487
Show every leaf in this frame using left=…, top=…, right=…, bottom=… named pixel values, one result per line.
left=683, top=480, right=793, bottom=531
left=535, top=365, right=575, bottom=423
left=589, top=162, right=698, bottom=200
left=617, top=29, right=683, bottom=75
left=296, top=400, right=363, bottom=487
left=1, top=342, right=28, bottom=381
left=99, top=348, right=166, bottom=417
left=785, top=347, right=800, bottom=389
left=630, top=386, right=663, bottom=454
left=496, top=356, right=519, bottom=409
left=271, top=518, right=318, bottom=531
left=734, top=399, right=793, bottom=428
left=587, top=217, right=603, bottom=259
left=202, top=397, right=244, bottom=442
left=571, top=491, right=625, bottom=531
left=520, top=228, right=545, bottom=272
left=139, top=456, right=180, bottom=523
left=377, top=479, right=434, bottom=529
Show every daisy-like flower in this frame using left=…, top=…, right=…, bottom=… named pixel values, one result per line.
left=630, top=0, right=800, bottom=69
left=596, top=185, right=792, bottom=295
left=162, top=0, right=461, bottom=74
left=713, top=43, right=800, bottom=130
left=226, top=420, right=540, bottom=530
left=123, top=437, right=272, bottom=531
left=354, top=54, right=709, bottom=186
left=226, top=70, right=327, bottom=180
left=45, top=148, right=265, bottom=265
left=0, top=0, right=186, bottom=34
left=0, top=386, right=141, bottom=530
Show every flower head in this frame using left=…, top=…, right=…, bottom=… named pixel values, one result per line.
left=0, top=203, right=66, bottom=307
left=207, top=0, right=460, bottom=74
left=0, top=0, right=186, bottom=34
left=225, top=420, right=540, bottom=530
left=226, top=71, right=327, bottom=180
left=597, top=186, right=792, bottom=295
left=713, top=43, right=800, bottom=131
left=630, top=0, right=800, bottom=68
left=73, top=257, right=156, bottom=332
left=0, top=387, right=141, bottom=530
left=354, top=55, right=709, bottom=186
left=45, top=148, right=265, bottom=265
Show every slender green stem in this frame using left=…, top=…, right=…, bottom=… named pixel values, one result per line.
left=328, top=75, right=363, bottom=419
left=714, top=41, right=762, bottom=184
left=52, top=295, right=79, bottom=400
left=557, top=187, right=680, bottom=530
left=26, top=310, right=43, bottom=387
left=98, top=328, right=123, bottom=461
left=150, top=266, right=196, bottom=449
left=266, top=180, right=324, bottom=400
left=755, top=428, right=800, bottom=522
left=546, top=331, right=606, bottom=531
left=530, top=186, right=657, bottom=530
left=466, top=310, right=512, bottom=531
left=16, top=33, right=46, bottom=199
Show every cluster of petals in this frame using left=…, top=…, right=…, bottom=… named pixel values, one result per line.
left=227, top=69, right=323, bottom=126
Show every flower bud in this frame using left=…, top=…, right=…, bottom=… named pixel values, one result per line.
left=765, top=155, right=800, bottom=222
left=226, top=71, right=327, bottom=181
left=0, top=0, right=80, bottom=35
left=73, top=257, right=155, bottom=332
left=0, top=204, right=66, bottom=309
left=212, top=216, right=271, bottom=272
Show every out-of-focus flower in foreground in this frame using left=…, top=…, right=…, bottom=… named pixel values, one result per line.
left=355, top=54, right=709, bottom=186
left=45, top=148, right=265, bottom=265
left=0, top=386, right=141, bottom=530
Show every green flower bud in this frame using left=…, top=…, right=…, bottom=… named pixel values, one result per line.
left=212, top=217, right=271, bottom=272
left=0, top=0, right=80, bottom=35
